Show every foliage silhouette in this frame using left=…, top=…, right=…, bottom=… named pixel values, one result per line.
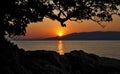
left=0, top=0, right=120, bottom=37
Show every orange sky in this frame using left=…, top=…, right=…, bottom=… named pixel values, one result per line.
left=19, top=15, right=120, bottom=39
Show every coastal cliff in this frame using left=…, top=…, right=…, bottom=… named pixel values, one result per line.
left=0, top=40, right=120, bottom=74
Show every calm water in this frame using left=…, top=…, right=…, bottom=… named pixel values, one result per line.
left=12, top=40, right=120, bottom=59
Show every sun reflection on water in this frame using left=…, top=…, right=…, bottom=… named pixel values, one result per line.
left=57, top=40, right=64, bottom=55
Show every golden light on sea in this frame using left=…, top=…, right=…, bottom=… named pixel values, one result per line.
left=57, top=40, right=64, bottom=55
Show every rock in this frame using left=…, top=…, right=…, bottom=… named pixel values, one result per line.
left=0, top=40, right=120, bottom=74
left=65, top=50, right=120, bottom=74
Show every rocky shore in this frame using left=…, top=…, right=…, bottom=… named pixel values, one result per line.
left=0, top=40, right=120, bottom=74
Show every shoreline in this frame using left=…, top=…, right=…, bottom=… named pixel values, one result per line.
left=1, top=47, right=120, bottom=74
left=0, top=40, right=120, bottom=74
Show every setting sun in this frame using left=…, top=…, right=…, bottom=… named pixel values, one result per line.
left=57, top=28, right=65, bottom=37
left=58, top=32, right=63, bottom=37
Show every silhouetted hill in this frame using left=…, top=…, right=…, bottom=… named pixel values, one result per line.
left=44, top=31, right=120, bottom=40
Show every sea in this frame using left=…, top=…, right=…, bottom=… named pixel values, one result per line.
left=12, top=40, right=120, bottom=59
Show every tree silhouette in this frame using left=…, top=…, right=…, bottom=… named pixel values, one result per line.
left=0, top=0, right=120, bottom=37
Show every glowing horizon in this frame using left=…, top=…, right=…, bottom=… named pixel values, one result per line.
left=18, top=15, right=120, bottom=39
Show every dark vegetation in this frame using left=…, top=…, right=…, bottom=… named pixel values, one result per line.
left=0, top=0, right=120, bottom=74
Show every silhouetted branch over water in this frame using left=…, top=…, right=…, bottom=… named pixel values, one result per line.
left=0, top=0, right=120, bottom=37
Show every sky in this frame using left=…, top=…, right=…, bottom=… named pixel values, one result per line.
left=18, top=15, right=120, bottom=39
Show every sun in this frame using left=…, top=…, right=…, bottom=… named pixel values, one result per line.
left=57, top=29, right=65, bottom=37
left=58, top=32, right=63, bottom=37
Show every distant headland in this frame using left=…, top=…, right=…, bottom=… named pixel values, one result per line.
left=13, top=31, right=120, bottom=41
left=44, top=31, right=120, bottom=40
